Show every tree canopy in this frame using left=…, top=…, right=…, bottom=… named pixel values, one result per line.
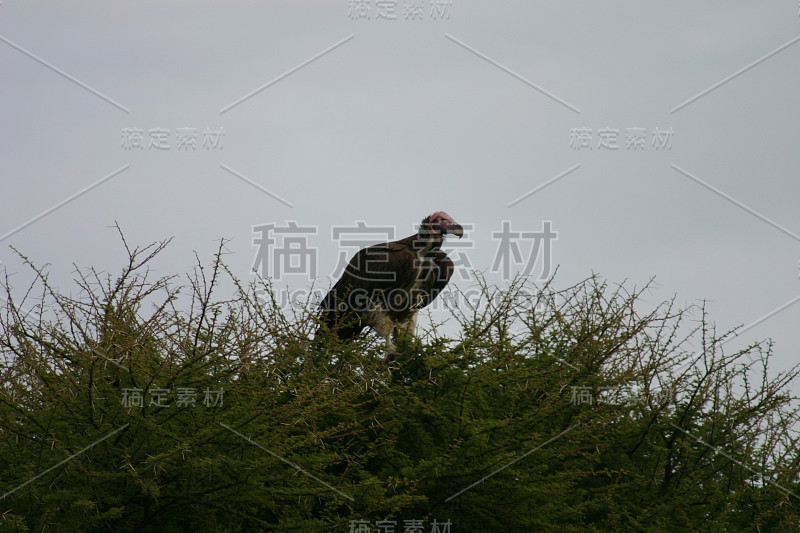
left=1, top=236, right=799, bottom=532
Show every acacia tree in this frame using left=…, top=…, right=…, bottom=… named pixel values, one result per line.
left=0, top=235, right=799, bottom=532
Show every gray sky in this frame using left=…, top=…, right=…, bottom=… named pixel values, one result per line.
left=1, top=1, right=799, bottom=382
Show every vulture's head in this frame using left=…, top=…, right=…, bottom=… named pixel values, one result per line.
left=422, top=211, right=464, bottom=241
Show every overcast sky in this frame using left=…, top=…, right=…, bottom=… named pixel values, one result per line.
left=1, top=1, right=799, bottom=384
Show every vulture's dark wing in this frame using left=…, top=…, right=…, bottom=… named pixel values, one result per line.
left=336, top=242, right=418, bottom=293
left=318, top=242, right=417, bottom=338
left=416, top=249, right=454, bottom=309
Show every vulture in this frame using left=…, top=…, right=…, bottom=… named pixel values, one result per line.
left=318, top=212, right=464, bottom=356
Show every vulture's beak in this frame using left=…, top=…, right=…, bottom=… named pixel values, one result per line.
left=449, top=223, right=464, bottom=238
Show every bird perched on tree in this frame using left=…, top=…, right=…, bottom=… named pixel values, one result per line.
left=317, top=212, right=464, bottom=357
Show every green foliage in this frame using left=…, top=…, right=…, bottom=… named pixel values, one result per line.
left=1, top=236, right=799, bottom=532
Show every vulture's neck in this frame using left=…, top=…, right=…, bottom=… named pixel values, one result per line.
left=398, top=229, right=442, bottom=256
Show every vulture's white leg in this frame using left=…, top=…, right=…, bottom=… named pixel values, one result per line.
left=396, top=311, right=418, bottom=340
left=382, top=339, right=398, bottom=362
left=367, top=310, right=397, bottom=359
left=384, top=311, right=418, bottom=361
